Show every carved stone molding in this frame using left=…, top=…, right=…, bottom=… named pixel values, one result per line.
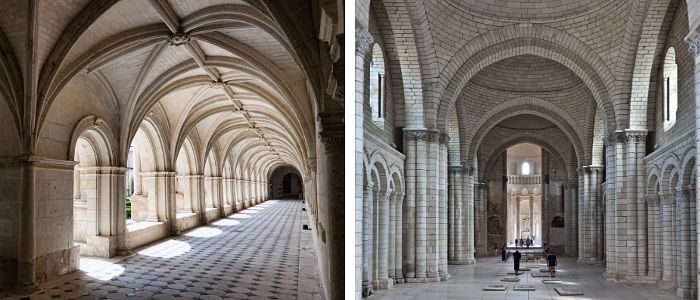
left=356, top=25, right=374, bottom=57
left=685, top=28, right=700, bottom=57
left=403, top=129, right=428, bottom=141
left=168, top=32, right=190, bottom=46
left=209, top=80, right=226, bottom=89
left=589, top=165, right=604, bottom=174
left=448, top=165, right=464, bottom=174
left=624, top=129, right=647, bottom=144
left=426, top=130, right=440, bottom=144
left=320, top=136, right=343, bottom=153
left=439, top=133, right=450, bottom=145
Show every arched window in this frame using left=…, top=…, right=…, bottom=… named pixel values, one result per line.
left=663, top=47, right=678, bottom=131
left=369, top=44, right=385, bottom=126
left=521, top=162, right=531, bottom=175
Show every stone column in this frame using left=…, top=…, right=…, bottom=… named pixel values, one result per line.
left=425, top=130, right=439, bottom=281
left=475, top=182, right=488, bottom=256
left=564, top=183, right=576, bottom=257
left=438, top=133, right=449, bottom=281
left=660, top=192, right=675, bottom=288
left=362, top=183, right=374, bottom=296
left=578, top=167, right=588, bottom=263
left=389, top=191, right=397, bottom=280
left=448, top=166, right=464, bottom=264
left=402, top=129, right=422, bottom=279
left=685, top=31, right=700, bottom=298
left=133, top=151, right=142, bottom=195
left=515, top=195, right=521, bottom=242
left=394, top=191, right=404, bottom=283
left=376, top=189, right=392, bottom=289
left=646, top=194, right=661, bottom=280
left=677, top=186, right=692, bottom=298
left=448, top=167, right=456, bottom=262
left=590, top=166, right=604, bottom=261
left=628, top=130, right=647, bottom=278
left=463, top=166, right=475, bottom=264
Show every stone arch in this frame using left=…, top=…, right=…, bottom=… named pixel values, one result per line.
left=481, top=135, right=569, bottom=180
left=626, top=0, right=677, bottom=130
left=660, top=155, right=681, bottom=193
left=68, top=115, right=118, bottom=167
left=369, top=151, right=390, bottom=194
left=364, top=0, right=427, bottom=129
left=465, top=98, right=586, bottom=166
left=680, top=148, right=696, bottom=187
left=437, top=24, right=618, bottom=132
left=646, top=166, right=661, bottom=194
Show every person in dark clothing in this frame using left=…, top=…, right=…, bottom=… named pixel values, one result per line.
left=543, top=243, right=550, bottom=255
left=501, top=243, right=507, bottom=261
left=514, top=238, right=518, bottom=248
left=519, top=239, right=524, bottom=247
left=547, top=252, right=557, bottom=277
left=513, top=250, right=522, bottom=274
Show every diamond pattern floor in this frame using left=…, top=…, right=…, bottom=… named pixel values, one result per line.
left=2, top=200, right=306, bottom=300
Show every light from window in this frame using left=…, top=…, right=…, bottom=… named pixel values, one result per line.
left=663, top=47, right=677, bottom=131
left=521, top=162, right=530, bottom=175
left=369, top=44, right=385, bottom=126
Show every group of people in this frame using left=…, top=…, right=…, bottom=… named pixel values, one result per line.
left=500, top=241, right=557, bottom=277
left=514, top=237, right=535, bottom=248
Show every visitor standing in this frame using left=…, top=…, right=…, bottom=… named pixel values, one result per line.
left=513, top=250, right=522, bottom=274
left=501, top=243, right=507, bottom=261
left=547, top=252, right=557, bottom=277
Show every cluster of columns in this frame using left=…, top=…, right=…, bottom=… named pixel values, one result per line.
left=447, top=165, right=476, bottom=265
left=647, top=186, right=697, bottom=297
left=578, top=166, right=604, bottom=262
left=360, top=184, right=405, bottom=295
left=603, top=130, right=647, bottom=280
left=402, top=129, right=450, bottom=283
left=563, top=182, right=578, bottom=257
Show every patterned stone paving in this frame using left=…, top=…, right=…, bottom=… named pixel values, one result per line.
left=2, top=200, right=310, bottom=300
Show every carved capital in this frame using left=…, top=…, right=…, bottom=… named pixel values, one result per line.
left=168, top=32, right=190, bottom=46
left=426, top=130, right=440, bottom=143
left=685, top=29, right=700, bottom=57
left=356, top=25, right=374, bottom=57
left=439, top=133, right=450, bottom=145
left=403, top=129, right=428, bottom=141
left=624, top=129, right=647, bottom=144
left=448, top=165, right=464, bottom=174
left=588, top=165, right=604, bottom=174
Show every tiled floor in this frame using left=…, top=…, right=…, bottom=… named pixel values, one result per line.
left=3, top=200, right=315, bottom=300
left=372, top=256, right=684, bottom=300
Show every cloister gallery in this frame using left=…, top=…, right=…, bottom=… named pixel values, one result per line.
left=0, top=0, right=344, bottom=299
left=356, top=0, right=700, bottom=299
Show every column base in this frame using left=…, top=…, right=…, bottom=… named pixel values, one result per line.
left=394, top=276, right=404, bottom=284
left=439, top=273, right=451, bottom=281
left=371, top=278, right=393, bottom=290
left=658, top=280, right=676, bottom=289
left=676, top=287, right=694, bottom=298
left=361, top=284, right=374, bottom=297
left=79, top=235, right=118, bottom=258
left=449, top=260, right=475, bottom=265
left=13, top=282, right=41, bottom=296
left=169, top=228, right=181, bottom=236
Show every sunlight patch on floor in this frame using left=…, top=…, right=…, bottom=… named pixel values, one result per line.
left=138, top=240, right=191, bottom=258
left=79, top=258, right=125, bottom=281
left=184, top=227, right=223, bottom=238
left=211, top=219, right=241, bottom=226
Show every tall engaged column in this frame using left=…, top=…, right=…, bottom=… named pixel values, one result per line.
left=376, top=189, right=392, bottom=289
left=660, top=191, right=675, bottom=288
left=416, top=129, right=428, bottom=280
left=590, top=166, right=604, bottom=261
left=403, top=129, right=424, bottom=279
left=463, top=165, right=476, bottom=264
left=394, top=192, right=405, bottom=283
left=424, top=130, right=439, bottom=281
left=362, top=183, right=374, bottom=296
left=438, top=133, right=449, bottom=281
left=684, top=31, right=700, bottom=297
